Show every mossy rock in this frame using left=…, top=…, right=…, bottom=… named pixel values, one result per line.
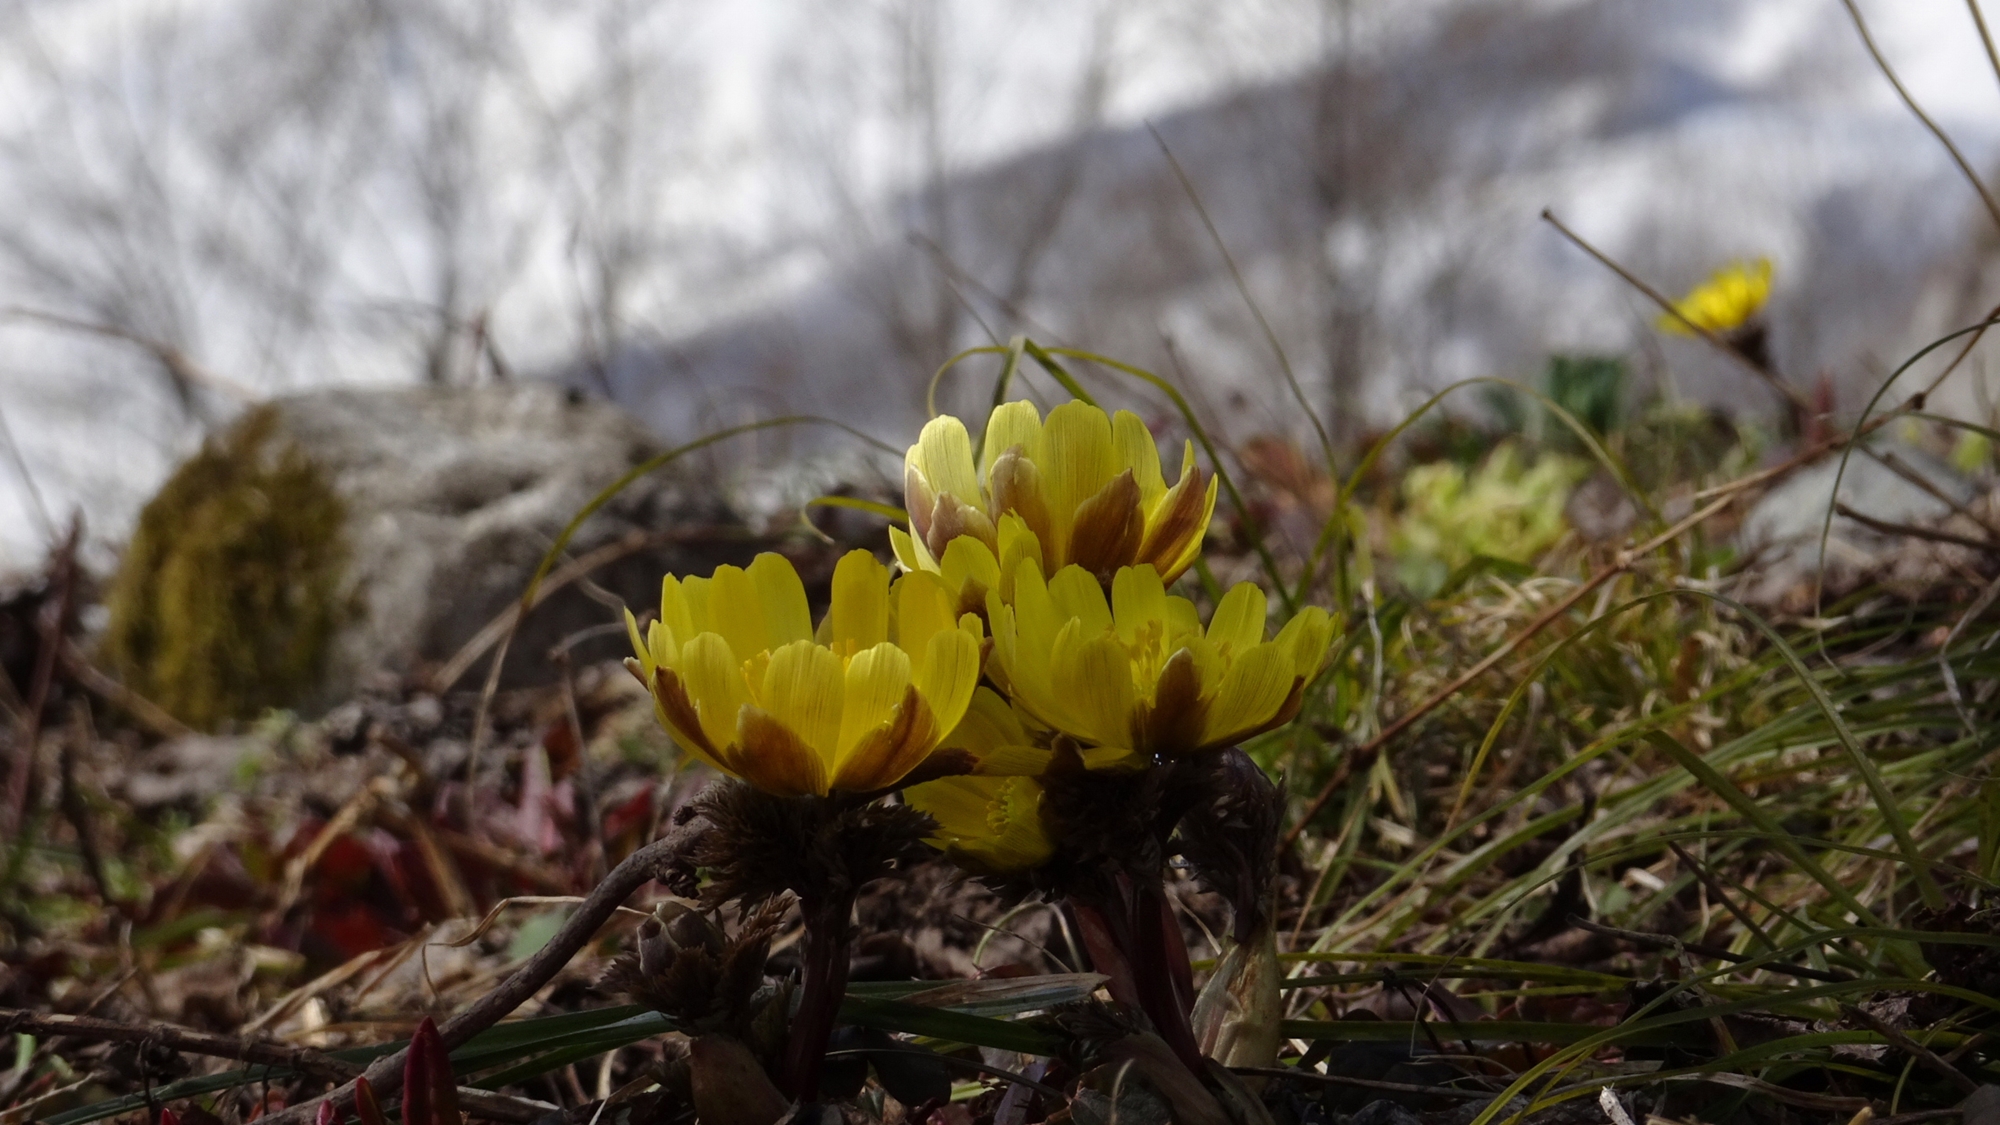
left=103, top=384, right=759, bottom=731
left=103, top=406, right=353, bottom=730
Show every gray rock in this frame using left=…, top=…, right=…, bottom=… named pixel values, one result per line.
left=1735, top=446, right=1982, bottom=608
left=254, top=382, right=757, bottom=704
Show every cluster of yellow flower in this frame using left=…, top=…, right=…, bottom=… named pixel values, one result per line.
left=624, top=399, right=1334, bottom=873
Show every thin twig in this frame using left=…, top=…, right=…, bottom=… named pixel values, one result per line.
left=1148, top=122, right=1336, bottom=474
left=1844, top=1004, right=1981, bottom=1096
left=1972, top=1, right=2000, bottom=100
left=1567, top=917, right=1847, bottom=983
left=1841, top=0, right=2000, bottom=236
left=1834, top=503, right=1995, bottom=552
left=58, top=703, right=118, bottom=913
left=57, top=643, right=194, bottom=740
left=1539, top=210, right=1814, bottom=417
left=0, top=1008, right=361, bottom=1083
left=1667, top=841, right=1778, bottom=957
left=0, top=307, right=258, bottom=403
left=7, top=516, right=79, bottom=837
left=1864, top=447, right=2000, bottom=542
left=251, top=823, right=701, bottom=1125
left=0, top=1009, right=552, bottom=1123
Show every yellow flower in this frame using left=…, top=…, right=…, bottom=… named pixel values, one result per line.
left=896, top=684, right=1053, bottom=872
left=986, top=561, right=1334, bottom=768
left=1661, top=258, right=1772, bottom=336
left=625, top=550, right=986, bottom=796
left=904, top=774, right=1055, bottom=873
left=893, top=401, right=1218, bottom=604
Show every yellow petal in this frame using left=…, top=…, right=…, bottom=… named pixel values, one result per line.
left=913, top=415, right=983, bottom=505
left=831, top=685, right=939, bottom=791
left=938, top=536, right=1001, bottom=614
left=1138, top=465, right=1214, bottom=583
left=748, top=553, right=813, bottom=646
left=915, top=626, right=981, bottom=736
left=973, top=743, right=1054, bottom=776
left=675, top=633, right=754, bottom=763
left=947, top=686, right=1027, bottom=741
left=894, top=569, right=959, bottom=656
left=760, top=640, right=845, bottom=763
left=624, top=608, right=650, bottom=672
left=828, top=549, right=890, bottom=651
left=980, top=400, right=1044, bottom=478
left=904, top=460, right=938, bottom=543
left=737, top=706, right=829, bottom=796
left=1275, top=606, right=1335, bottom=679
left=659, top=574, right=698, bottom=644
left=889, top=525, right=925, bottom=573
left=1207, top=583, right=1268, bottom=655
left=1141, top=646, right=1209, bottom=756
left=646, top=618, right=676, bottom=671
left=1112, top=410, right=1168, bottom=508
left=995, top=512, right=1045, bottom=601
left=1080, top=744, right=1146, bottom=771
left=648, top=666, right=734, bottom=776
left=1067, top=470, right=1144, bottom=579
left=1048, top=564, right=1113, bottom=636
left=1050, top=625, right=1137, bottom=749
left=704, top=565, right=767, bottom=661
left=1111, top=565, right=1169, bottom=646
left=837, top=642, right=914, bottom=754
left=905, top=775, right=994, bottom=837
left=990, top=565, right=1057, bottom=726
left=1040, top=402, right=1118, bottom=558
left=679, top=575, right=713, bottom=635
left=1200, top=643, right=1296, bottom=747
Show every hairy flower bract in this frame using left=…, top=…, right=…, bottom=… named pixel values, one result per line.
left=626, top=550, right=985, bottom=796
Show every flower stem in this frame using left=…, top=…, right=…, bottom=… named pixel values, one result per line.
left=1129, top=879, right=1208, bottom=1074
left=779, top=892, right=855, bottom=1101
left=1069, top=882, right=1208, bottom=1075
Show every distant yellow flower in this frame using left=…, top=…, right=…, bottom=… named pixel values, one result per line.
left=1661, top=258, right=1772, bottom=336
left=894, top=401, right=1218, bottom=604
left=986, top=562, right=1334, bottom=768
left=625, top=550, right=986, bottom=796
left=904, top=773, right=1055, bottom=874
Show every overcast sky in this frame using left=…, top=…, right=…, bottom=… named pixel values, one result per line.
left=1, top=0, right=1997, bottom=570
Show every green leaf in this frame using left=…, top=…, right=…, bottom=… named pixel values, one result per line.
left=838, top=997, right=1062, bottom=1056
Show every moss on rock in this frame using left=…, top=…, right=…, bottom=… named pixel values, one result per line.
left=102, top=406, right=353, bottom=731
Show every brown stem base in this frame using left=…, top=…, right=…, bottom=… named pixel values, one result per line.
left=1068, top=882, right=1207, bottom=1076
left=779, top=893, right=856, bottom=1102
